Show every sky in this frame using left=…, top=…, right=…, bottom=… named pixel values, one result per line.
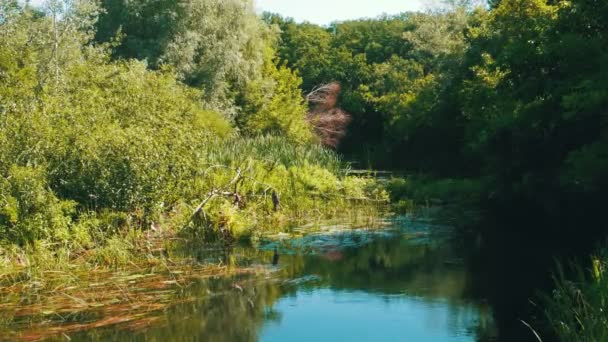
left=25, top=0, right=426, bottom=26
left=256, top=0, right=425, bottom=26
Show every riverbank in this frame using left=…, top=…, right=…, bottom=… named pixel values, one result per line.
left=544, top=250, right=608, bottom=341
left=1, top=127, right=389, bottom=263
left=0, top=162, right=388, bottom=281
left=0, top=3, right=387, bottom=285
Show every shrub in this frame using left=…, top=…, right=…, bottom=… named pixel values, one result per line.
left=0, top=166, right=76, bottom=246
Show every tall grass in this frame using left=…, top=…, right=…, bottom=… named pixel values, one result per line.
left=0, top=132, right=386, bottom=270
left=202, top=135, right=344, bottom=174
left=544, top=254, right=608, bottom=342
left=173, top=135, right=386, bottom=243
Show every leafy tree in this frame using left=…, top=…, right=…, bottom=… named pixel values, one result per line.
left=264, top=14, right=334, bottom=91
left=271, top=6, right=482, bottom=170
left=96, top=0, right=271, bottom=117
left=237, top=47, right=313, bottom=142
left=161, top=0, right=270, bottom=114
left=95, top=0, right=181, bottom=65
left=330, top=15, right=414, bottom=65
left=0, top=0, right=232, bottom=241
left=1, top=0, right=378, bottom=250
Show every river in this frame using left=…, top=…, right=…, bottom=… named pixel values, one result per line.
left=58, top=216, right=502, bottom=341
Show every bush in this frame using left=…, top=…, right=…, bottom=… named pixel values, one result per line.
left=176, top=136, right=387, bottom=241
left=0, top=166, right=76, bottom=246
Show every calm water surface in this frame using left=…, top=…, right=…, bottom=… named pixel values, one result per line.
left=64, top=217, right=497, bottom=341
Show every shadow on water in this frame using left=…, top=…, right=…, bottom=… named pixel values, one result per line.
left=63, top=218, right=500, bottom=342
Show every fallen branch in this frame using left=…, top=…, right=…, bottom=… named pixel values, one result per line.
left=191, top=168, right=243, bottom=222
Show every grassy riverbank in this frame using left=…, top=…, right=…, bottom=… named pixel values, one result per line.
left=0, top=2, right=388, bottom=276
left=0, top=120, right=388, bottom=338
left=0, top=134, right=387, bottom=270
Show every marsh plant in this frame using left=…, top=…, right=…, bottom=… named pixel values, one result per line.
left=544, top=256, right=608, bottom=342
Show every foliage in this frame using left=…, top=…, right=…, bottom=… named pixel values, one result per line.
left=306, top=82, right=352, bottom=147
left=237, top=48, right=313, bottom=142
left=0, top=1, right=383, bottom=268
left=545, top=254, right=608, bottom=342
left=96, top=0, right=272, bottom=117
left=269, top=6, right=481, bottom=171
left=270, top=2, right=608, bottom=337
left=273, top=0, right=608, bottom=232
left=0, top=166, right=76, bottom=246
left=386, top=177, right=482, bottom=207
left=262, top=14, right=334, bottom=91
left=175, top=135, right=388, bottom=242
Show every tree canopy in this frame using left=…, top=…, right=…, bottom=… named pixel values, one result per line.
left=271, top=0, right=608, bottom=233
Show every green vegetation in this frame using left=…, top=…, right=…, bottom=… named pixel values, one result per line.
left=386, top=177, right=482, bottom=227
left=270, top=0, right=608, bottom=225
left=387, top=177, right=482, bottom=207
left=3, top=0, right=608, bottom=338
left=0, top=0, right=387, bottom=278
left=545, top=255, right=608, bottom=342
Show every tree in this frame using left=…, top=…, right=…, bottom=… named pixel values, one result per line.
left=266, top=14, right=334, bottom=91
left=96, top=0, right=272, bottom=117
left=237, top=47, right=312, bottom=142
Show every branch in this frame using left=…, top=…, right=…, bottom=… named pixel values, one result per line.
left=191, top=167, right=243, bottom=221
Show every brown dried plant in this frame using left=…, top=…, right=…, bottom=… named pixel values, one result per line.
left=306, top=82, right=352, bottom=148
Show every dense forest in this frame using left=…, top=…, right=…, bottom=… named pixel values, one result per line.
left=269, top=0, right=607, bottom=232
left=1, top=0, right=608, bottom=340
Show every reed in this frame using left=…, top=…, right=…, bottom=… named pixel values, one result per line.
left=544, top=254, right=608, bottom=342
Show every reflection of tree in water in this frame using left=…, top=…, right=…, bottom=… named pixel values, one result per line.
left=70, top=232, right=497, bottom=341
left=285, top=236, right=467, bottom=296
left=282, top=235, right=496, bottom=339
left=69, top=272, right=293, bottom=342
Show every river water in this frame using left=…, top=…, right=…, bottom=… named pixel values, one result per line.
left=63, top=216, right=500, bottom=341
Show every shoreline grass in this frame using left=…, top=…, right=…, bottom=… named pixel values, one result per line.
left=544, top=253, right=608, bottom=342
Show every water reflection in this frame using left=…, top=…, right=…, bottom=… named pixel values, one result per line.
left=262, top=290, right=482, bottom=342
left=68, top=219, right=496, bottom=341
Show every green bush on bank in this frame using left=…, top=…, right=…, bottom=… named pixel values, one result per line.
left=0, top=133, right=385, bottom=266
left=0, top=166, right=76, bottom=246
